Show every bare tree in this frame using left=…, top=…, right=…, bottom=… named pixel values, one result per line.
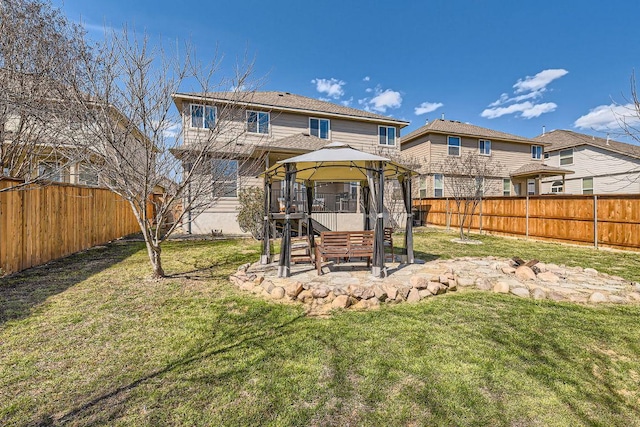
left=0, top=0, right=88, bottom=187
left=70, top=28, right=259, bottom=278
left=439, top=152, right=502, bottom=240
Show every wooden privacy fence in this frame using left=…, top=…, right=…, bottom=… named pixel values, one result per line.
left=413, top=194, right=640, bottom=251
left=1, top=178, right=142, bottom=275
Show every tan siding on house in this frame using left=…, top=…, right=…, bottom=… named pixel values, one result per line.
left=541, top=145, right=640, bottom=194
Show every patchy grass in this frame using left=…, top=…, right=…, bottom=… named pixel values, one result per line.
left=1, top=233, right=640, bottom=426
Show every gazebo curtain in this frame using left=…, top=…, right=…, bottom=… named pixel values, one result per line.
left=362, top=180, right=371, bottom=231
left=370, top=161, right=385, bottom=277
left=399, top=174, right=414, bottom=263
left=260, top=179, right=272, bottom=264
left=278, top=164, right=296, bottom=277
left=305, top=182, right=314, bottom=250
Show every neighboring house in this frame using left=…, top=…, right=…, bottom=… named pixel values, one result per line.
left=401, top=119, right=570, bottom=197
left=171, top=91, right=409, bottom=234
left=535, top=129, right=640, bottom=194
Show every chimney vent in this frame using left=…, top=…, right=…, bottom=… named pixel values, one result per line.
left=542, top=125, right=546, bottom=135
left=441, top=113, right=445, bottom=120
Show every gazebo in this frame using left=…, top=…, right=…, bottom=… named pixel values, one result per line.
left=260, top=142, right=416, bottom=278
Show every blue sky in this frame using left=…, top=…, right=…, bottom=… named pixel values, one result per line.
left=54, top=0, right=640, bottom=142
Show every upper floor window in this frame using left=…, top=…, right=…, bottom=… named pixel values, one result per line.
left=582, top=177, right=594, bottom=195
left=559, top=148, right=573, bottom=166
left=212, top=159, right=238, bottom=197
left=531, top=145, right=543, bottom=160
left=190, top=104, right=216, bottom=129
left=544, top=152, right=550, bottom=160
left=78, top=164, right=98, bottom=186
left=247, top=111, right=269, bottom=134
left=38, top=162, right=63, bottom=182
left=310, top=118, right=330, bottom=139
left=434, top=173, right=444, bottom=197
left=448, top=136, right=461, bottom=156
left=379, top=126, right=396, bottom=146
left=479, top=139, right=491, bottom=156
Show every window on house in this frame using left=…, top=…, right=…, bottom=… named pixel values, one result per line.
left=527, top=178, right=536, bottom=195
left=559, top=148, right=573, bottom=166
left=551, top=180, right=564, bottom=193
left=212, top=159, right=238, bottom=197
left=503, top=178, right=511, bottom=196
left=531, top=145, right=543, bottom=160
left=378, top=126, right=396, bottom=146
left=479, top=139, right=491, bottom=156
left=434, top=174, right=444, bottom=197
left=247, top=111, right=269, bottom=134
left=448, top=136, right=461, bottom=156
left=38, top=162, right=62, bottom=182
left=419, top=175, right=427, bottom=198
left=78, top=164, right=98, bottom=186
left=544, top=152, right=550, bottom=160
left=582, top=177, right=594, bottom=195
left=190, top=104, right=216, bottom=129
left=350, top=182, right=358, bottom=199
left=310, top=118, right=330, bottom=139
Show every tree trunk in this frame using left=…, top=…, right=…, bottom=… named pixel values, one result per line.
left=146, top=241, right=165, bottom=278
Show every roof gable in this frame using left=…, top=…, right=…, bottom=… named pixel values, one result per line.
left=402, top=119, right=542, bottom=145
left=173, top=91, right=409, bottom=126
left=535, top=129, right=640, bottom=160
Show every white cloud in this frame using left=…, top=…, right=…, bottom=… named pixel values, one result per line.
left=483, top=68, right=568, bottom=119
left=414, top=101, right=444, bottom=115
left=574, top=103, right=640, bottom=131
left=341, top=97, right=353, bottom=107
left=363, top=76, right=370, bottom=81
left=513, top=69, right=569, bottom=93
left=311, top=78, right=345, bottom=99
left=481, top=101, right=557, bottom=119
left=359, top=87, right=402, bottom=113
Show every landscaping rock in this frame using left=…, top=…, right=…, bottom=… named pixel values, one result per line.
left=406, top=288, right=421, bottom=303
left=397, top=286, right=411, bottom=300
left=537, top=271, right=560, bottom=283
left=253, top=275, right=265, bottom=286
left=548, top=292, right=568, bottom=302
left=331, top=295, right=351, bottom=309
left=410, top=275, right=429, bottom=289
left=493, top=281, right=510, bottom=294
left=511, top=287, right=530, bottom=298
left=457, top=277, right=475, bottom=287
left=418, top=289, right=433, bottom=298
left=238, top=263, right=251, bottom=272
left=584, top=268, right=598, bottom=276
left=312, top=287, right=330, bottom=298
left=589, top=292, right=607, bottom=303
left=373, top=285, right=388, bottom=301
left=628, top=292, right=640, bottom=302
left=531, top=287, right=547, bottom=300
left=352, top=299, right=370, bottom=310
left=502, top=266, right=516, bottom=274
left=476, top=278, right=492, bottom=291
left=262, top=281, right=275, bottom=294
left=608, top=295, right=627, bottom=304
left=333, top=287, right=348, bottom=296
left=634, top=282, right=640, bottom=293
left=427, top=281, right=446, bottom=295
left=270, top=286, right=285, bottom=300
left=382, top=284, right=398, bottom=300
left=297, top=290, right=313, bottom=303
left=285, top=282, right=304, bottom=298
left=447, top=278, right=458, bottom=291
left=515, top=266, right=536, bottom=281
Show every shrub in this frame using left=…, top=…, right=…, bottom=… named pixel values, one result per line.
left=237, top=186, right=265, bottom=240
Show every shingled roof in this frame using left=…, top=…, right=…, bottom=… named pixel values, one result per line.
left=510, top=162, right=574, bottom=178
left=534, top=129, right=640, bottom=160
left=257, top=133, right=328, bottom=153
left=173, top=91, right=409, bottom=126
left=402, top=119, right=543, bottom=145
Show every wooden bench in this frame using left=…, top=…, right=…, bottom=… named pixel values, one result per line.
left=315, top=231, right=374, bottom=275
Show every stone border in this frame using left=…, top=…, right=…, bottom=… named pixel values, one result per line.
left=228, top=258, right=640, bottom=315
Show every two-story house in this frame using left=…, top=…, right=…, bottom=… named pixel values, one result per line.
left=535, top=129, right=640, bottom=194
left=171, top=91, right=409, bottom=234
left=401, top=119, right=571, bottom=197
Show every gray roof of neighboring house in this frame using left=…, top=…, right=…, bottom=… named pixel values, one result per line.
left=256, top=133, right=329, bottom=153
left=173, top=91, right=409, bottom=126
left=402, top=119, right=545, bottom=145
left=510, top=162, right=574, bottom=177
left=534, top=129, right=640, bottom=160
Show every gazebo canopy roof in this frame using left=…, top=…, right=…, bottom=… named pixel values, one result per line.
left=261, top=142, right=415, bottom=182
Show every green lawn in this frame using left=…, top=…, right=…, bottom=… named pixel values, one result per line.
left=1, top=231, right=640, bottom=426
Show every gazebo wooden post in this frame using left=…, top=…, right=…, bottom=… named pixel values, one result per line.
left=278, top=163, right=294, bottom=277
left=260, top=178, right=272, bottom=264
left=372, top=161, right=386, bottom=277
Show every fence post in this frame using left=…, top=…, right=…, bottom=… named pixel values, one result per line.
left=479, top=197, right=483, bottom=234
left=446, top=197, right=450, bottom=230
left=593, top=195, right=598, bottom=249
left=525, top=195, right=529, bottom=239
